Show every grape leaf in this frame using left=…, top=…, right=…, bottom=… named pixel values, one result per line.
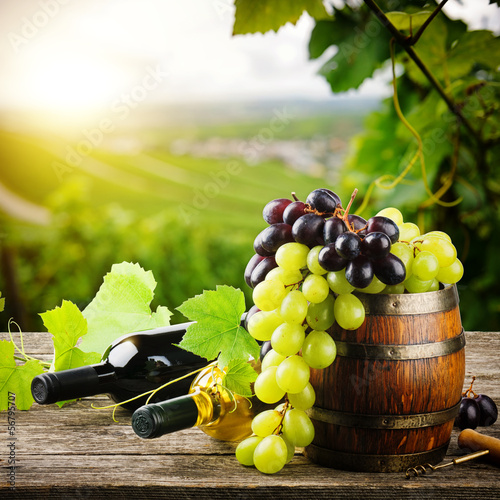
left=0, top=340, right=45, bottom=411
left=385, top=11, right=431, bottom=32
left=222, top=359, right=258, bottom=398
left=40, top=300, right=101, bottom=373
left=176, top=285, right=260, bottom=370
left=233, top=0, right=327, bottom=35
left=79, top=262, right=173, bottom=355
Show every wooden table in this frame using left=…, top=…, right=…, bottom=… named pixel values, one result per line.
left=1, top=331, right=499, bottom=499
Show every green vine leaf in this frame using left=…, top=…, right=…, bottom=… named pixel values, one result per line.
left=222, top=359, right=258, bottom=398
left=385, top=10, right=431, bottom=32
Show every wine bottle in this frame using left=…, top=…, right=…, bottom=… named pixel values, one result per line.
left=31, top=321, right=210, bottom=411
left=132, top=363, right=264, bottom=442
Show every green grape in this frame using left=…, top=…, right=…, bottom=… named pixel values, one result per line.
left=281, top=435, right=296, bottom=464
left=390, top=242, right=414, bottom=278
left=266, top=267, right=303, bottom=289
left=236, top=435, right=263, bottom=466
left=404, top=274, right=433, bottom=293
left=436, top=258, right=464, bottom=284
left=279, top=289, right=308, bottom=324
left=326, top=270, right=355, bottom=295
left=252, top=279, right=287, bottom=311
left=428, top=278, right=440, bottom=291
left=356, top=275, right=386, bottom=294
left=247, top=309, right=283, bottom=341
left=251, top=409, right=283, bottom=437
left=276, top=355, right=310, bottom=394
left=418, top=236, right=456, bottom=268
left=302, top=274, right=330, bottom=303
left=253, top=435, right=288, bottom=474
left=275, top=242, right=309, bottom=271
left=382, top=283, right=405, bottom=294
left=306, top=294, right=335, bottom=330
left=398, top=222, right=420, bottom=241
left=271, top=323, right=306, bottom=357
left=334, top=293, right=365, bottom=330
left=306, top=246, right=328, bottom=275
left=254, top=366, right=286, bottom=404
left=287, top=382, right=316, bottom=411
left=412, top=250, right=439, bottom=281
left=261, top=349, right=286, bottom=372
left=377, top=207, right=403, bottom=226
left=425, top=230, right=451, bottom=242
left=281, top=409, right=315, bottom=447
left=301, top=330, right=337, bottom=369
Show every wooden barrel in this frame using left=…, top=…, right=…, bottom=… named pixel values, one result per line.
left=304, top=285, right=465, bottom=472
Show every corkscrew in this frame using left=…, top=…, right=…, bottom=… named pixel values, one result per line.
left=405, top=449, right=489, bottom=478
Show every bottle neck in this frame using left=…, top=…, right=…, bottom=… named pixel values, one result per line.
left=31, top=363, right=114, bottom=404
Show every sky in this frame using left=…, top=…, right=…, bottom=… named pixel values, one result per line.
left=0, top=0, right=499, bottom=123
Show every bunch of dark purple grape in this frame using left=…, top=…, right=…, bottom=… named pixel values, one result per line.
left=244, top=188, right=406, bottom=290
left=455, top=377, right=498, bottom=430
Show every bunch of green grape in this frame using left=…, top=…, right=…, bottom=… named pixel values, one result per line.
left=238, top=189, right=464, bottom=474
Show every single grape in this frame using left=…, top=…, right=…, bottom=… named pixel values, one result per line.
left=436, top=258, right=464, bottom=284
left=302, top=274, right=330, bottom=303
left=345, top=255, right=374, bottom=289
left=334, top=293, right=365, bottom=330
left=326, top=270, right=355, bottom=295
left=245, top=254, right=265, bottom=287
left=425, top=230, right=452, bottom=242
left=283, top=201, right=307, bottom=226
left=398, top=222, right=420, bottom=241
left=266, top=267, right=303, bottom=289
left=276, top=355, right=310, bottom=394
left=323, top=217, right=347, bottom=244
left=335, top=232, right=361, bottom=260
left=247, top=309, right=283, bottom=341
left=366, top=216, right=399, bottom=243
left=253, top=229, right=275, bottom=257
left=476, top=395, right=498, bottom=426
left=306, top=294, right=336, bottom=330
left=250, top=256, right=277, bottom=287
left=356, top=275, right=386, bottom=294
left=251, top=409, right=283, bottom=437
left=306, top=188, right=341, bottom=214
left=292, top=213, right=325, bottom=247
left=282, top=435, right=296, bottom=464
left=381, top=283, right=405, bottom=294
left=275, top=242, right=309, bottom=271
left=287, top=382, right=316, bottom=411
left=263, top=198, right=293, bottom=225
left=347, top=214, right=367, bottom=235
left=376, top=207, right=403, bottom=226
left=260, top=223, right=295, bottom=254
left=281, top=409, right=315, bottom=447
left=261, top=349, right=287, bottom=372
left=455, top=397, right=480, bottom=430
left=259, top=340, right=272, bottom=361
left=412, top=250, right=440, bottom=281
left=236, top=435, right=263, bottom=466
left=301, top=330, right=337, bottom=369
left=428, top=278, right=440, bottom=292
left=253, top=435, right=288, bottom=474
left=271, top=323, right=306, bottom=357
left=318, top=244, right=348, bottom=272
left=307, top=245, right=328, bottom=275
left=372, top=253, right=406, bottom=285
left=361, top=232, right=391, bottom=260
left=279, top=290, right=308, bottom=324
left=418, top=235, right=457, bottom=267
left=404, top=274, right=433, bottom=293
left=254, top=366, right=286, bottom=404
left=252, top=279, right=287, bottom=311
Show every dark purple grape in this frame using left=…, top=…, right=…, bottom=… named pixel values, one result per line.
left=244, top=254, right=265, bottom=287
left=260, top=340, right=272, bottom=361
left=306, top=188, right=341, bottom=215
left=245, top=305, right=260, bottom=330
left=253, top=229, right=275, bottom=257
left=476, top=394, right=498, bottom=426
left=372, top=253, right=406, bottom=285
left=259, top=223, right=294, bottom=253
left=283, top=201, right=307, bottom=226
left=455, top=397, right=480, bottom=430
left=250, top=256, right=277, bottom=287
left=361, top=232, right=391, bottom=260
left=318, top=244, right=347, bottom=272
left=324, top=217, right=347, bottom=245
left=334, top=232, right=361, bottom=260
left=263, top=198, right=292, bottom=225
left=345, top=256, right=374, bottom=288
left=366, top=216, right=399, bottom=244
left=292, top=214, right=325, bottom=247
left=347, top=214, right=367, bottom=235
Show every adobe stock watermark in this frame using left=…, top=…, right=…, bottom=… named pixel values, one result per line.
left=7, top=0, right=72, bottom=54
left=51, top=64, right=169, bottom=183
left=178, top=106, right=295, bottom=224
